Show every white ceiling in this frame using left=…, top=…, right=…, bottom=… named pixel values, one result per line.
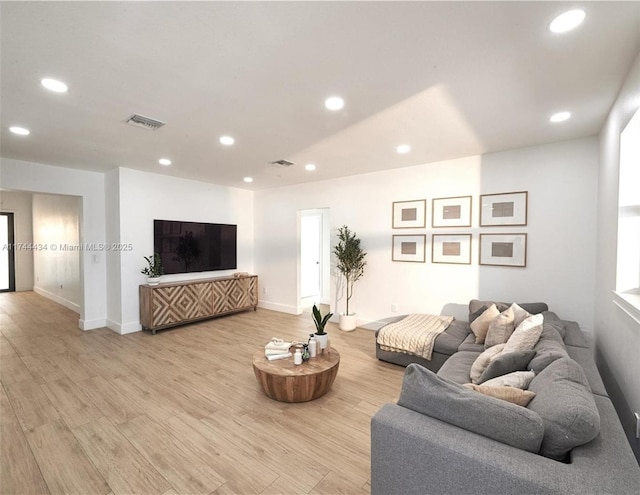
left=1, top=1, right=639, bottom=190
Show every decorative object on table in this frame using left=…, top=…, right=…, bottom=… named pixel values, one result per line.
left=392, top=199, right=426, bottom=229
left=480, top=191, right=528, bottom=226
left=302, top=344, right=310, bottom=362
left=141, top=253, right=164, bottom=285
left=312, top=304, right=333, bottom=348
left=264, top=338, right=293, bottom=359
left=266, top=352, right=292, bottom=361
left=432, top=234, right=472, bottom=264
left=333, top=226, right=367, bottom=331
left=392, top=234, right=426, bottom=263
left=308, top=334, right=317, bottom=357
left=294, top=348, right=303, bottom=365
left=432, top=196, right=472, bottom=228
left=479, top=233, right=527, bottom=267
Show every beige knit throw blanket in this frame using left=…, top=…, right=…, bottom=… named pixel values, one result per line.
left=377, top=313, right=454, bottom=360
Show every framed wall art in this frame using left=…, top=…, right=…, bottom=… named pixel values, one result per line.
left=392, top=199, right=426, bottom=229
left=432, top=234, right=472, bottom=264
left=432, top=195, right=472, bottom=228
left=392, top=235, right=426, bottom=263
left=479, top=233, right=527, bottom=267
left=480, top=191, right=528, bottom=226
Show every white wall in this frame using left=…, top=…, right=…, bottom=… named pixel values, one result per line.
left=110, top=167, right=254, bottom=334
left=0, top=158, right=107, bottom=329
left=255, top=137, right=599, bottom=332
left=595, top=50, right=640, bottom=453
left=0, top=191, right=34, bottom=291
left=104, top=169, right=122, bottom=328
left=32, top=193, right=81, bottom=312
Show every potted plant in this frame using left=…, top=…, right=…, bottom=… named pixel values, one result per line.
left=333, top=225, right=367, bottom=331
left=312, top=304, right=333, bottom=350
left=141, top=253, right=164, bottom=285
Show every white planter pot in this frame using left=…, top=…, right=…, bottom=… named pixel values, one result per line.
left=315, top=333, right=329, bottom=349
left=147, top=277, right=161, bottom=286
left=339, top=314, right=357, bottom=331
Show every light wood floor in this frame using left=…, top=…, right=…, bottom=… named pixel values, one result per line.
left=0, top=291, right=404, bottom=495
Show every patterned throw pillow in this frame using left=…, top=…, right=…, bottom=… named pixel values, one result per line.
left=503, top=313, right=544, bottom=354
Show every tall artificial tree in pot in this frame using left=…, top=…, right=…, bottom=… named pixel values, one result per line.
left=333, top=225, right=367, bottom=331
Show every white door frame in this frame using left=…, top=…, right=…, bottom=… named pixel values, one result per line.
left=298, top=208, right=330, bottom=312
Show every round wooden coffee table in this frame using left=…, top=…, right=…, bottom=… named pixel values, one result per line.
left=252, top=347, right=340, bottom=403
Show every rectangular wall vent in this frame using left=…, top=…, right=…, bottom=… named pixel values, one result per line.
left=269, top=159, right=295, bottom=167
left=125, top=114, right=166, bottom=131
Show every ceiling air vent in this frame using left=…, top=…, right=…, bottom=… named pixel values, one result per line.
left=269, top=159, right=295, bottom=168
left=125, top=114, right=166, bottom=131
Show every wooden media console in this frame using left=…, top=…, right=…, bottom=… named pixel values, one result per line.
left=139, top=275, right=258, bottom=334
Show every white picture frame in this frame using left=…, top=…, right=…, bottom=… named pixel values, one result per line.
left=432, top=196, right=472, bottom=228
left=480, top=191, right=528, bottom=226
left=432, top=234, right=472, bottom=264
left=392, top=199, right=426, bottom=229
left=392, top=235, right=426, bottom=263
left=479, top=233, right=527, bottom=267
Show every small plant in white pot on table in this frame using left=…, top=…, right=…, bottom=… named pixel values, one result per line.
left=141, top=253, right=164, bottom=285
left=312, top=304, right=333, bottom=350
left=333, top=225, right=367, bottom=331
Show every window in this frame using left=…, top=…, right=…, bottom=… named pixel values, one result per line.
left=615, top=106, right=640, bottom=321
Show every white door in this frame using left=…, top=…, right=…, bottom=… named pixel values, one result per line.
left=301, top=213, right=322, bottom=299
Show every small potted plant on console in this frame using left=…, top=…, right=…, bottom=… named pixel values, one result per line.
left=141, top=253, right=164, bottom=285
left=312, top=304, right=333, bottom=350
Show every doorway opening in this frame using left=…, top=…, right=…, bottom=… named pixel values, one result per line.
left=0, top=212, right=16, bottom=292
left=299, top=208, right=330, bottom=313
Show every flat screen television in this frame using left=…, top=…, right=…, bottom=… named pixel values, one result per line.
left=153, top=219, right=237, bottom=274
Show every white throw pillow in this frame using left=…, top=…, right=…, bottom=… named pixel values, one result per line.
left=470, top=343, right=506, bottom=384
left=470, top=304, right=500, bottom=344
left=481, top=370, right=535, bottom=389
left=503, top=313, right=544, bottom=354
left=485, top=306, right=516, bottom=348
left=510, top=302, right=531, bottom=328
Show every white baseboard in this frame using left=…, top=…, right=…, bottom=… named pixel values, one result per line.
left=258, top=300, right=301, bottom=315
left=34, top=286, right=80, bottom=314
left=106, top=319, right=142, bottom=335
left=79, top=318, right=107, bottom=330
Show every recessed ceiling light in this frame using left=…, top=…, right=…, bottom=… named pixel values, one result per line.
left=549, top=9, right=586, bottom=33
left=9, top=126, right=30, bottom=136
left=243, top=177, right=253, bottom=183
left=220, top=135, right=235, bottom=146
left=550, top=111, right=571, bottom=123
left=396, top=144, right=411, bottom=154
left=305, top=163, right=316, bottom=171
left=41, top=78, right=68, bottom=93
left=158, top=158, right=172, bottom=166
left=325, top=96, right=345, bottom=111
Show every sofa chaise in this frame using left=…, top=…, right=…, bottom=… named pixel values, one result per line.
left=371, top=300, right=640, bottom=494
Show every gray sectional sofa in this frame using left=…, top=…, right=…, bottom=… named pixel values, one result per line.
left=371, top=300, right=640, bottom=494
